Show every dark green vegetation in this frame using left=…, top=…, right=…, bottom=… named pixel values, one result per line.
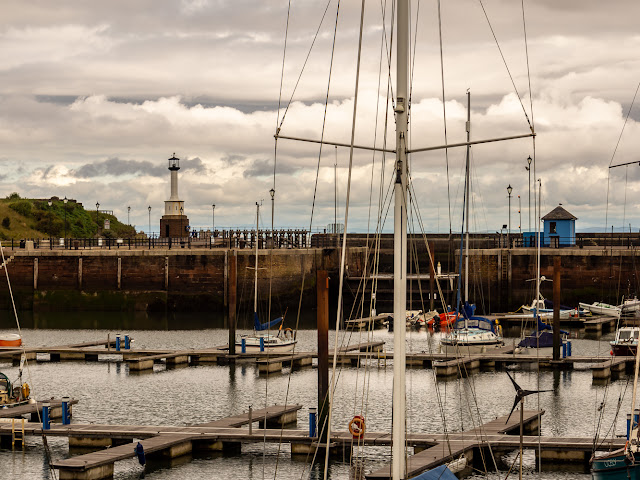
left=0, top=192, right=137, bottom=240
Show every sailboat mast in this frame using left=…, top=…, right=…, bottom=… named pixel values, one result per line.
left=254, top=202, right=259, bottom=314
left=334, top=146, right=337, bottom=232
left=393, top=0, right=409, bottom=478
left=464, top=91, right=471, bottom=303
left=535, top=180, right=541, bottom=314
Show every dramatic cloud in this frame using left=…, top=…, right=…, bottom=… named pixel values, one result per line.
left=72, top=157, right=206, bottom=179
left=0, top=1, right=639, bottom=232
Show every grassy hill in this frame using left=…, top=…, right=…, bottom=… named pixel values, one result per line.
left=0, top=193, right=137, bottom=241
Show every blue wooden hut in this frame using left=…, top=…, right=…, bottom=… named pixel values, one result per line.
left=542, top=205, right=577, bottom=247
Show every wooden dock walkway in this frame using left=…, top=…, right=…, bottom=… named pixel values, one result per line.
left=46, top=404, right=302, bottom=479
left=1, top=337, right=635, bottom=381
left=255, top=340, right=386, bottom=373
left=1, top=407, right=623, bottom=479
left=0, top=398, right=79, bottom=421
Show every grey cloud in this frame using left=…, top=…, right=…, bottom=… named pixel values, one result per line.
left=243, top=159, right=276, bottom=178
left=72, top=156, right=205, bottom=179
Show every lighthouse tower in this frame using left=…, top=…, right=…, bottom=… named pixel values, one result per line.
left=160, top=153, right=190, bottom=238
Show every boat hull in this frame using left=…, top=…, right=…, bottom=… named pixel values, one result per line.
left=235, top=339, right=297, bottom=354
left=611, top=344, right=637, bottom=356
left=580, top=302, right=621, bottom=318
left=0, top=334, right=21, bottom=347
left=592, top=450, right=640, bottom=480
left=440, top=341, right=504, bottom=355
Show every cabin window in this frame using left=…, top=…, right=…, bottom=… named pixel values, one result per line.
left=549, top=222, right=557, bottom=234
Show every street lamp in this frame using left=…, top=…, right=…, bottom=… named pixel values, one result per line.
left=63, top=196, right=68, bottom=246
left=526, top=155, right=532, bottom=233
left=48, top=199, right=53, bottom=249
left=127, top=206, right=130, bottom=226
left=507, top=185, right=513, bottom=248
left=148, top=206, right=151, bottom=238
left=269, top=188, right=275, bottom=248
left=212, top=204, right=216, bottom=238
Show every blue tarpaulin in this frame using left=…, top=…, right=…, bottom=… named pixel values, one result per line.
left=254, top=312, right=283, bottom=331
left=410, top=465, right=458, bottom=480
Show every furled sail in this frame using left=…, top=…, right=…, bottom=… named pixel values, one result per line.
left=253, top=312, right=283, bottom=331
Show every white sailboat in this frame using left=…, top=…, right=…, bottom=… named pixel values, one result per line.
left=276, top=2, right=533, bottom=478
left=440, top=92, right=504, bottom=356
left=235, top=202, right=296, bottom=354
left=578, top=301, right=621, bottom=318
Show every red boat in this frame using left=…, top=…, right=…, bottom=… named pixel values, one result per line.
left=426, top=311, right=459, bottom=328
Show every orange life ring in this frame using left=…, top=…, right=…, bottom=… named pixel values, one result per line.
left=349, top=415, right=366, bottom=439
left=283, top=328, right=294, bottom=339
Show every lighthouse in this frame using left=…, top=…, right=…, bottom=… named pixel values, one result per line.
left=160, top=153, right=190, bottom=238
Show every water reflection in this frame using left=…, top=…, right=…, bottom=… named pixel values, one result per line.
left=0, top=312, right=632, bottom=479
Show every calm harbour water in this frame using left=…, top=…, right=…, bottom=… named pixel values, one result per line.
left=0, top=312, right=630, bottom=479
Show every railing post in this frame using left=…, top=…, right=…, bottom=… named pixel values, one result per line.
left=61, top=396, right=71, bottom=425
left=42, top=402, right=50, bottom=430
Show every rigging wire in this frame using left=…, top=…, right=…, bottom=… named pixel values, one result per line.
left=477, top=0, right=532, bottom=131
left=437, top=0, right=453, bottom=236
left=308, top=1, right=341, bottom=235
left=0, top=241, right=58, bottom=479
left=276, top=0, right=334, bottom=133
left=603, top=80, right=640, bottom=235
left=324, top=0, right=365, bottom=476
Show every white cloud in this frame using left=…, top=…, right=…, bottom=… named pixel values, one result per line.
left=0, top=1, right=639, bottom=232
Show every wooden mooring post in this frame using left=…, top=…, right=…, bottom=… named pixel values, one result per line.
left=228, top=249, right=237, bottom=356
left=553, top=256, right=561, bottom=361
left=317, top=270, right=329, bottom=447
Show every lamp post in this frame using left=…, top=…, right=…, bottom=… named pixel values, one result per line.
left=148, top=206, right=151, bottom=238
left=127, top=206, right=130, bottom=226
left=48, top=199, right=53, bottom=249
left=212, top=204, right=216, bottom=240
left=269, top=188, right=275, bottom=248
left=507, top=185, right=513, bottom=248
left=526, top=155, right=532, bottom=232
left=95, top=202, right=100, bottom=238
left=63, top=196, right=68, bottom=247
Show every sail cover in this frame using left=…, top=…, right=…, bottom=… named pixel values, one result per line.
left=410, top=465, right=458, bottom=480
left=253, top=312, right=283, bottom=331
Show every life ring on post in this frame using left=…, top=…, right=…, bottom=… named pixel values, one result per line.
left=349, top=415, right=366, bottom=439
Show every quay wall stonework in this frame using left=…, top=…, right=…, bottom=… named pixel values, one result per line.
left=0, top=248, right=360, bottom=312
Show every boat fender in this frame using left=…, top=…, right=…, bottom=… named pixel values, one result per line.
left=349, top=415, right=366, bottom=439
left=135, top=442, right=146, bottom=466
left=610, top=350, right=614, bottom=356
left=21, top=383, right=29, bottom=400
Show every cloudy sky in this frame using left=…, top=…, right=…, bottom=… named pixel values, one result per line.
left=1, top=0, right=639, bottom=234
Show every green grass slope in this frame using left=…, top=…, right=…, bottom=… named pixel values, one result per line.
left=0, top=193, right=137, bottom=240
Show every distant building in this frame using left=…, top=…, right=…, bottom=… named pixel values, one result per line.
left=542, top=205, right=577, bottom=247
left=160, top=154, right=190, bottom=238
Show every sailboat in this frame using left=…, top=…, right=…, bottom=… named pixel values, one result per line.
left=591, top=330, right=640, bottom=478
left=514, top=316, right=569, bottom=355
left=439, top=92, right=504, bottom=355
left=235, top=202, right=296, bottom=354
left=275, top=2, right=533, bottom=477
left=520, top=279, right=574, bottom=319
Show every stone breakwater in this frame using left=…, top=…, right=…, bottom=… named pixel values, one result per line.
left=0, top=247, right=366, bottom=312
